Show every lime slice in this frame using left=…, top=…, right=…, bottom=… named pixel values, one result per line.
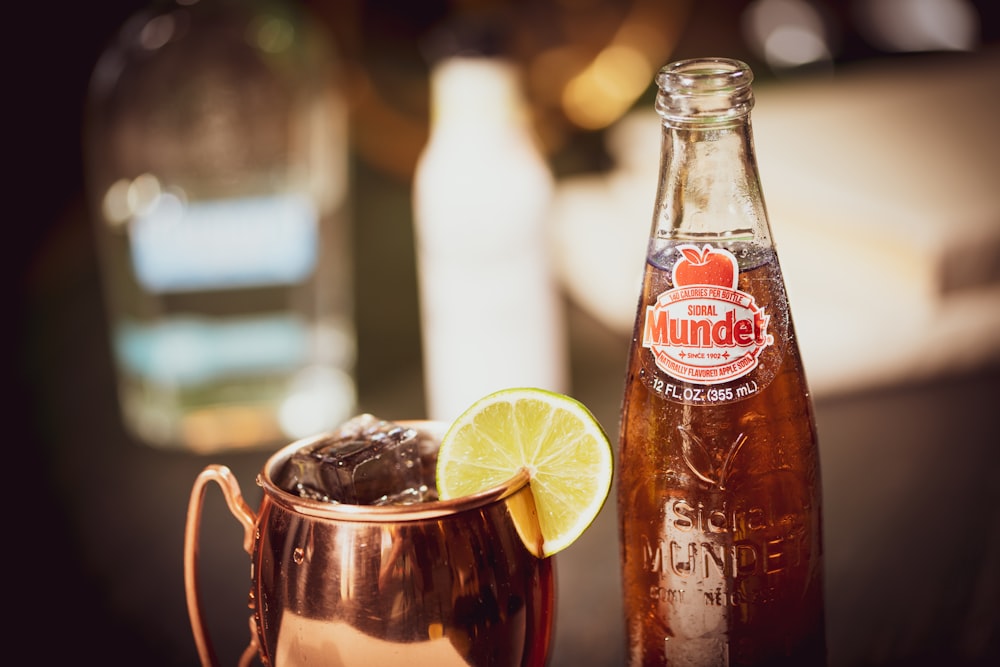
left=436, top=388, right=613, bottom=557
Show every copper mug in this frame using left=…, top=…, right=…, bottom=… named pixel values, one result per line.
left=184, top=421, right=555, bottom=666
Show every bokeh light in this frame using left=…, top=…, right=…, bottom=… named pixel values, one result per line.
left=854, top=0, right=980, bottom=52
left=743, top=0, right=834, bottom=69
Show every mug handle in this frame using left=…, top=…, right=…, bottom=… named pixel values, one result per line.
left=184, top=465, right=258, bottom=667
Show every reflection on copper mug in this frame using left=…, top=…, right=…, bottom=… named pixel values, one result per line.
left=184, top=421, right=555, bottom=666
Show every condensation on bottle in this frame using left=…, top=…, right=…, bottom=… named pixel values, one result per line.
left=617, top=58, right=827, bottom=666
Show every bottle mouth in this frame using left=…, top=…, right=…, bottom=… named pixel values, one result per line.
left=655, top=57, right=754, bottom=125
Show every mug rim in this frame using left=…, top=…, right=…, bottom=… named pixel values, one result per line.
left=258, top=420, right=533, bottom=522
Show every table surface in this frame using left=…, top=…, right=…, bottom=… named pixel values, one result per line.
left=14, top=164, right=1000, bottom=666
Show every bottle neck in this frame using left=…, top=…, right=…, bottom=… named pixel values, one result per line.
left=653, top=119, right=770, bottom=243
left=650, top=58, right=771, bottom=245
left=428, top=56, right=530, bottom=136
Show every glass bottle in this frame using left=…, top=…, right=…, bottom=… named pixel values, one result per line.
left=412, top=52, right=568, bottom=422
left=84, top=0, right=355, bottom=452
left=617, top=58, right=827, bottom=666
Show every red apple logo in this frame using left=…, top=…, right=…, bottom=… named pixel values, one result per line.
left=672, top=244, right=738, bottom=289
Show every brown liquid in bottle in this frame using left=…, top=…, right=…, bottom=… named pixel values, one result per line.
left=619, top=242, right=827, bottom=666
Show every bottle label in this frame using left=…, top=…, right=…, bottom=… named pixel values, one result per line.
left=642, top=244, right=774, bottom=394
left=129, top=194, right=319, bottom=293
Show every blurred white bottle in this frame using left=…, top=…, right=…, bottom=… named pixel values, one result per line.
left=413, top=54, right=569, bottom=422
left=84, top=0, right=355, bottom=452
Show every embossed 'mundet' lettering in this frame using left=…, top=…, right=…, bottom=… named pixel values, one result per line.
left=642, top=533, right=804, bottom=579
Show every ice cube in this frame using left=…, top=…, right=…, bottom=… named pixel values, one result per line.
left=278, top=414, right=436, bottom=505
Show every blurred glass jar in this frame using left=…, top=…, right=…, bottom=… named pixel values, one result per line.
left=84, top=0, right=355, bottom=453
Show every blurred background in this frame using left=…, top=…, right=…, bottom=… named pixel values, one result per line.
left=9, top=0, right=1000, bottom=665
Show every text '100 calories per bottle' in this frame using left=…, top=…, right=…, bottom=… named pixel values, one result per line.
left=617, top=58, right=827, bottom=666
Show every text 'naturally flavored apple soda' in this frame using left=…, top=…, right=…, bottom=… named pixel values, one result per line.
left=617, top=58, right=826, bottom=666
